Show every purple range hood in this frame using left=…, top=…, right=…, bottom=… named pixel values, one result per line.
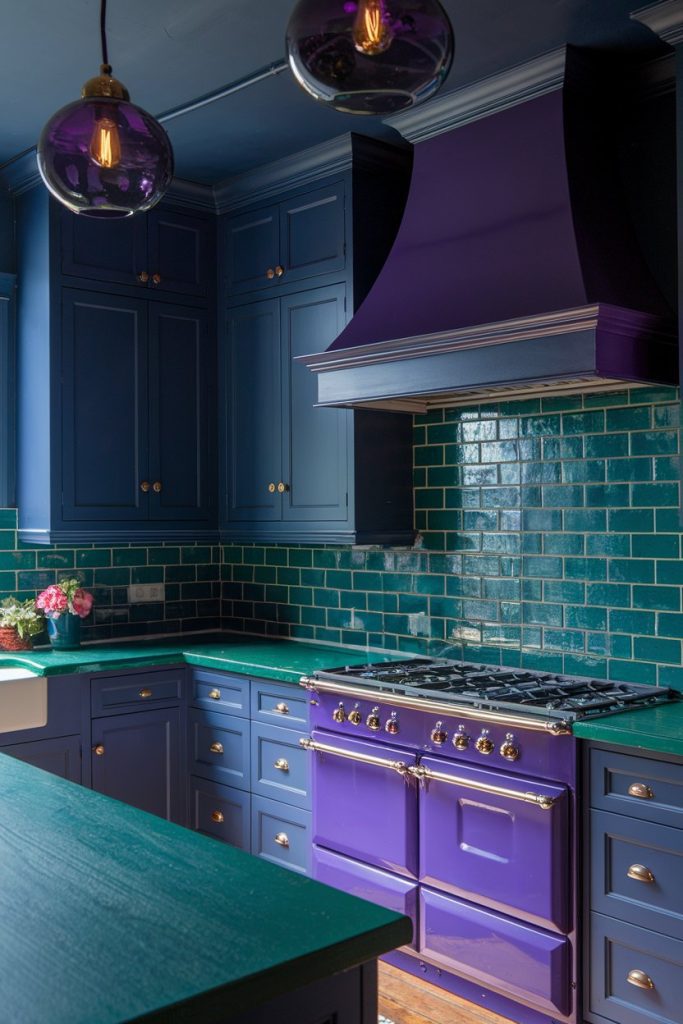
left=300, top=48, right=677, bottom=411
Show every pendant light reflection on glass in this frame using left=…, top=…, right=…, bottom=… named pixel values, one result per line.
left=286, top=0, right=454, bottom=115
left=37, top=0, right=173, bottom=218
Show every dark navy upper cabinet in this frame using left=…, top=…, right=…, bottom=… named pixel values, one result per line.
left=225, top=183, right=344, bottom=295
left=60, top=204, right=212, bottom=299
left=220, top=135, right=414, bottom=545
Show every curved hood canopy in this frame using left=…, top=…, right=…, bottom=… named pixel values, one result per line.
left=301, top=47, right=677, bottom=411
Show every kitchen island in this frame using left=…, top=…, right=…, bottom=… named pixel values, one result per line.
left=0, top=752, right=411, bottom=1024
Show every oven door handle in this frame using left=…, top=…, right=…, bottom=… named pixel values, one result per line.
left=299, top=737, right=413, bottom=777
left=410, top=764, right=558, bottom=809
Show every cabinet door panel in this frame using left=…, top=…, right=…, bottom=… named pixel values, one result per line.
left=148, top=303, right=213, bottom=521
left=59, top=209, right=145, bottom=288
left=147, top=208, right=210, bottom=298
left=190, top=776, right=250, bottom=851
left=61, top=289, right=148, bottom=521
left=2, top=735, right=82, bottom=783
left=225, top=300, right=281, bottom=521
left=225, top=205, right=279, bottom=294
left=280, top=184, right=345, bottom=285
left=281, top=285, right=350, bottom=523
left=91, top=708, right=183, bottom=824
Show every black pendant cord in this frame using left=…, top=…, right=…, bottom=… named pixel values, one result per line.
left=100, top=0, right=109, bottom=68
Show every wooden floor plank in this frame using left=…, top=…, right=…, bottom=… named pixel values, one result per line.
left=378, top=962, right=514, bottom=1024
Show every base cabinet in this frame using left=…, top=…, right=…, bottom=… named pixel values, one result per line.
left=190, top=775, right=250, bottom=850
left=1, top=734, right=82, bottom=783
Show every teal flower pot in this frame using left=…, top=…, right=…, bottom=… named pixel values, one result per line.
left=47, top=613, right=81, bottom=650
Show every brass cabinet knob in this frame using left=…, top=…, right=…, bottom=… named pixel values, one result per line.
left=627, top=970, right=654, bottom=990
left=266, top=267, right=275, bottom=280
left=208, top=688, right=221, bottom=700
left=275, top=701, right=289, bottom=714
left=476, top=731, right=494, bottom=755
left=268, top=482, right=276, bottom=493
left=152, top=273, right=162, bottom=285
left=152, top=481, right=162, bottom=493
left=430, top=721, right=447, bottom=745
left=348, top=708, right=362, bottom=726
left=138, top=689, right=153, bottom=699
left=277, top=481, right=289, bottom=493
left=93, top=744, right=105, bottom=756
left=627, top=863, right=655, bottom=883
left=366, top=707, right=381, bottom=731
left=332, top=702, right=346, bottom=723
left=209, top=741, right=224, bottom=755
left=211, top=810, right=224, bottom=824
left=274, top=265, right=285, bottom=278
left=137, top=271, right=149, bottom=283
left=274, top=832, right=290, bottom=848
left=500, top=732, right=520, bottom=761
left=140, top=480, right=151, bottom=493
left=628, top=782, right=654, bottom=800
left=274, top=758, right=290, bottom=773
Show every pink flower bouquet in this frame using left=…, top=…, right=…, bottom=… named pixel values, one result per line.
left=36, top=578, right=94, bottom=620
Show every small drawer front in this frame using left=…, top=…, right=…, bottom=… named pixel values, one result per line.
left=251, top=722, right=310, bottom=810
left=189, top=709, right=250, bottom=790
left=591, top=748, right=683, bottom=828
left=191, top=669, right=250, bottom=718
left=590, top=913, right=683, bottom=1024
left=251, top=795, right=311, bottom=875
left=420, top=887, right=571, bottom=1018
left=250, top=679, right=309, bottom=731
left=313, top=846, right=417, bottom=950
left=190, top=776, right=250, bottom=852
left=591, top=809, right=683, bottom=940
left=91, top=669, right=184, bottom=716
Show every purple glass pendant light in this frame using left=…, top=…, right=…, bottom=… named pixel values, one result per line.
left=286, top=0, right=454, bottom=115
left=37, top=0, right=173, bottom=218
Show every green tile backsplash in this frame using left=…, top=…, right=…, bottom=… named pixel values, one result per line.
left=221, top=386, right=683, bottom=689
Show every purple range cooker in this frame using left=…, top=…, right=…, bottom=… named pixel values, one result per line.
left=299, top=658, right=679, bottom=1024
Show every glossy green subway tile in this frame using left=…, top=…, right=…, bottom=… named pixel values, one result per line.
left=499, top=463, right=521, bottom=485
left=429, top=466, right=461, bottom=488
left=609, top=609, right=656, bottom=635
left=420, top=408, right=445, bottom=425
left=166, top=565, right=197, bottom=583
left=518, top=439, right=543, bottom=461
left=521, top=461, right=561, bottom=484
left=586, top=582, right=631, bottom=608
left=447, top=575, right=481, bottom=598
left=562, top=410, right=606, bottom=435
left=633, top=585, right=681, bottom=612
left=444, top=442, right=480, bottom=464
left=500, top=602, right=522, bottom=623
left=428, top=510, right=462, bottom=531
left=480, top=441, right=520, bottom=463
left=0, top=549, right=35, bottom=570
left=312, top=550, right=337, bottom=569
left=264, top=548, right=288, bottom=567
left=519, top=415, right=562, bottom=436
left=522, top=601, right=563, bottom=626
left=565, top=605, right=607, bottom=630
left=633, top=636, right=681, bottom=664
left=564, top=509, right=607, bottom=532
left=606, top=406, right=652, bottom=432
left=461, top=420, right=497, bottom=442
left=607, top=509, right=654, bottom=533
left=253, top=566, right=277, bottom=584
left=131, top=567, right=163, bottom=585
left=522, top=509, right=562, bottom=532
left=463, top=555, right=501, bottom=576
left=585, top=484, right=629, bottom=507
left=341, top=590, right=368, bottom=611
left=398, top=594, right=429, bottom=615
left=543, top=629, right=585, bottom=652
left=584, top=433, right=629, bottom=458
left=631, top=430, right=678, bottom=455
left=653, top=403, right=680, bottom=428
left=608, top=659, right=657, bottom=684
left=565, top=558, right=607, bottom=581
left=632, top=534, right=679, bottom=559
left=381, top=572, right=413, bottom=592
left=0, top=509, right=17, bottom=528
left=543, top=533, right=584, bottom=555
left=92, top=567, right=130, bottom=587
left=460, top=465, right=497, bottom=486
left=583, top=391, right=629, bottom=408
left=635, top=386, right=678, bottom=403
left=314, top=588, right=339, bottom=608
left=352, top=571, right=383, bottom=591
left=655, top=508, right=681, bottom=532
left=430, top=596, right=464, bottom=619
left=481, top=487, right=521, bottom=508
left=427, top=422, right=458, bottom=445
left=112, top=549, right=147, bottom=567
left=325, top=569, right=352, bottom=589
left=608, top=559, right=654, bottom=584
left=500, top=557, right=521, bottom=577
left=0, top=531, right=17, bottom=551
left=413, top=424, right=426, bottom=445
left=562, top=460, right=605, bottom=483
left=449, top=532, right=482, bottom=552
left=656, top=613, right=683, bottom=638
left=606, top=458, right=653, bottom=482
left=521, top=533, right=543, bottom=554
left=520, top=649, right=565, bottom=673
left=35, top=550, right=75, bottom=569
left=0, top=572, right=16, bottom=590
left=654, top=455, right=679, bottom=481
left=147, top=547, right=180, bottom=565
left=415, top=444, right=444, bottom=467
left=497, top=418, right=519, bottom=439
left=520, top=486, right=541, bottom=507
left=631, top=482, right=678, bottom=507
left=593, top=633, right=632, bottom=659
left=543, top=436, right=584, bottom=460
left=483, top=578, right=520, bottom=601
left=543, top=580, right=586, bottom=604
left=563, top=654, right=608, bottom=678
left=656, top=560, right=683, bottom=585
left=658, top=666, right=683, bottom=690
left=541, top=395, right=584, bottom=412
left=522, top=556, right=563, bottom=578
left=413, top=573, right=446, bottom=595
left=277, top=567, right=300, bottom=586
left=300, top=568, right=326, bottom=587
left=482, top=533, right=521, bottom=554
left=289, top=586, right=313, bottom=606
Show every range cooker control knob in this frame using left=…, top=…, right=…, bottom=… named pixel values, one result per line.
left=475, top=730, right=494, bottom=755
left=500, top=732, right=520, bottom=762
left=453, top=725, right=470, bottom=750
left=332, top=702, right=346, bottom=724
left=430, top=721, right=447, bottom=745
left=348, top=707, right=362, bottom=726
left=385, top=712, right=399, bottom=735
left=366, top=707, right=381, bottom=731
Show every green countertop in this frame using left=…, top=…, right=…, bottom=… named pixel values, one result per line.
left=0, top=753, right=411, bottom=1024
left=0, top=633, right=395, bottom=684
left=573, top=701, right=683, bottom=758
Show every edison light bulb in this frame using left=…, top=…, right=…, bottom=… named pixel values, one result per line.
left=89, top=115, right=121, bottom=169
left=352, top=0, right=394, bottom=55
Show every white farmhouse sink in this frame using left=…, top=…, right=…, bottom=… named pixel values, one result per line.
left=0, top=669, right=47, bottom=733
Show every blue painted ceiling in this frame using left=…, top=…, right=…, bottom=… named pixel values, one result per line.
left=0, top=0, right=668, bottom=185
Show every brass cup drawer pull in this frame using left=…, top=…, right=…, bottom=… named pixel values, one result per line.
left=139, top=688, right=153, bottom=699
left=93, top=744, right=105, bottom=756
left=274, top=265, right=285, bottom=278
left=140, top=480, right=151, bottom=493
left=274, top=832, right=290, bottom=848
left=268, top=482, right=276, bottom=493
left=275, top=702, right=290, bottom=714
left=627, top=970, right=655, bottom=991
left=152, top=481, right=162, bottom=493
left=274, top=758, right=290, bottom=773
left=627, top=863, right=655, bottom=884
left=276, top=481, right=289, bottom=493
left=266, top=267, right=275, bottom=280
left=137, top=271, right=149, bottom=283
left=151, top=273, right=162, bottom=285
left=208, top=688, right=221, bottom=700
left=209, top=741, right=224, bottom=755
left=628, top=782, right=654, bottom=800
left=211, top=810, right=224, bottom=824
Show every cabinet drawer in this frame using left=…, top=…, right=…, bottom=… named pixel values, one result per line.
left=251, top=795, right=311, bottom=875
left=591, top=749, right=683, bottom=828
left=250, top=722, right=310, bottom=809
left=590, top=913, right=683, bottom=1024
left=189, top=709, right=250, bottom=790
left=591, top=809, right=683, bottom=941
left=91, top=669, right=184, bottom=716
left=250, top=679, right=309, bottom=731
left=191, top=669, right=250, bottom=717
left=190, top=776, right=250, bottom=852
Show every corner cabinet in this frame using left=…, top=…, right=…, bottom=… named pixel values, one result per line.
left=15, top=189, right=217, bottom=544
left=219, top=134, right=415, bottom=545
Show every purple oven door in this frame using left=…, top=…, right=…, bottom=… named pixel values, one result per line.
left=419, top=756, right=570, bottom=932
left=308, top=730, right=418, bottom=877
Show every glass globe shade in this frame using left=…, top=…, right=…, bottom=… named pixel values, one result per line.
left=286, top=0, right=454, bottom=115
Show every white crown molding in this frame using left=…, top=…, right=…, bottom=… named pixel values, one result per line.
left=383, top=48, right=567, bottom=143
left=632, top=0, right=683, bottom=46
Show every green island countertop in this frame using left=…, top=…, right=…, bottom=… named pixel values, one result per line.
left=0, top=633, right=400, bottom=684
left=0, top=752, right=411, bottom=1023
left=573, top=700, right=683, bottom=758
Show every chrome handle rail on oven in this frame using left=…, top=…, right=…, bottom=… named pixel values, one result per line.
left=300, top=676, right=572, bottom=736
left=409, top=764, right=558, bottom=809
left=299, top=737, right=412, bottom=776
